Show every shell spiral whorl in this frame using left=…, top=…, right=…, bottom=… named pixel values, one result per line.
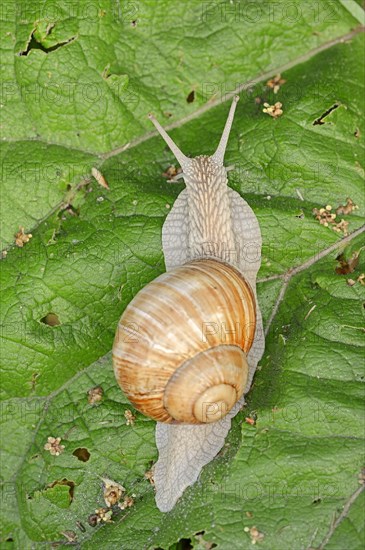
left=112, top=258, right=256, bottom=424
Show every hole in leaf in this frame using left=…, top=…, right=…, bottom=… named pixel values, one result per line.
left=59, top=203, right=80, bottom=217
left=313, top=103, right=339, bottom=125
left=176, top=539, right=193, bottom=550
left=186, top=90, right=195, bottom=103
left=131, top=19, right=137, bottom=27
left=48, top=479, right=75, bottom=502
left=73, top=448, right=90, bottom=462
left=6, top=538, right=13, bottom=542
left=18, top=29, right=77, bottom=56
left=335, top=252, right=359, bottom=275
left=40, top=313, right=61, bottom=326
left=312, top=497, right=322, bottom=505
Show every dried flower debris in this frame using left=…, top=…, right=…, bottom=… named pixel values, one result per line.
left=89, top=507, right=113, bottom=525
left=263, top=102, right=283, bottom=118
left=144, top=469, right=155, bottom=485
left=162, top=165, right=183, bottom=181
left=87, top=386, right=103, bottom=405
left=102, top=477, right=125, bottom=507
left=266, top=74, right=286, bottom=94
left=118, top=494, right=135, bottom=510
left=124, top=409, right=136, bottom=426
left=313, top=199, right=358, bottom=236
left=44, top=436, right=65, bottom=456
left=244, top=526, right=265, bottom=544
left=15, top=226, right=32, bottom=247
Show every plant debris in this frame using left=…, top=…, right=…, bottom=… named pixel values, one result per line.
left=266, top=74, right=286, bottom=94
left=44, top=436, right=65, bottom=456
left=87, top=386, right=103, bottom=405
left=91, top=507, right=113, bottom=524
left=262, top=102, right=283, bottom=118
left=335, top=197, right=358, bottom=216
left=335, top=251, right=360, bottom=274
left=162, top=165, right=182, bottom=179
left=61, top=531, right=77, bottom=543
left=244, top=526, right=265, bottom=544
left=91, top=167, right=110, bottom=189
left=102, top=477, right=125, bottom=507
left=144, top=469, right=155, bottom=485
left=15, top=226, right=32, bottom=247
left=124, top=409, right=136, bottom=426
left=313, top=199, right=358, bottom=236
left=118, top=494, right=136, bottom=510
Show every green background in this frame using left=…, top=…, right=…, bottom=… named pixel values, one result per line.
left=0, top=1, right=364, bottom=548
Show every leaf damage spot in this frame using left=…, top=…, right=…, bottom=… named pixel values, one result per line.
left=186, top=90, right=195, bottom=103
left=313, top=103, right=340, bottom=125
left=40, top=312, right=61, bottom=326
left=194, top=531, right=217, bottom=549
left=45, top=478, right=75, bottom=505
left=59, top=203, right=80, bottom=219
left=335, top=251, right=360, bottom=275
left=72, top=447, right=90, bottom=462
left=18, top=25, right=77, bottom=56
left=175, top=538, right=193, bottom=549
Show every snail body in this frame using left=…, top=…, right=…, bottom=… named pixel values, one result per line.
left=112, top=96, right=264, bottom=511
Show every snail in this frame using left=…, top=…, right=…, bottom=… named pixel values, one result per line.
left=113, top=95, right=264, bottom=512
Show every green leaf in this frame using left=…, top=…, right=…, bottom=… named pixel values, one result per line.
left=1, top=1, right=364, bottom=548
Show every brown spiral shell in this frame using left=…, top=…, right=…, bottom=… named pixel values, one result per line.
left=112, top=259, right=256, bottom=424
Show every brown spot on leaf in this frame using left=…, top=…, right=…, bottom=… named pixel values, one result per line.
left=335, top=251, right=360, bottom=275
left=336, top=197, right=358, bottom=216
